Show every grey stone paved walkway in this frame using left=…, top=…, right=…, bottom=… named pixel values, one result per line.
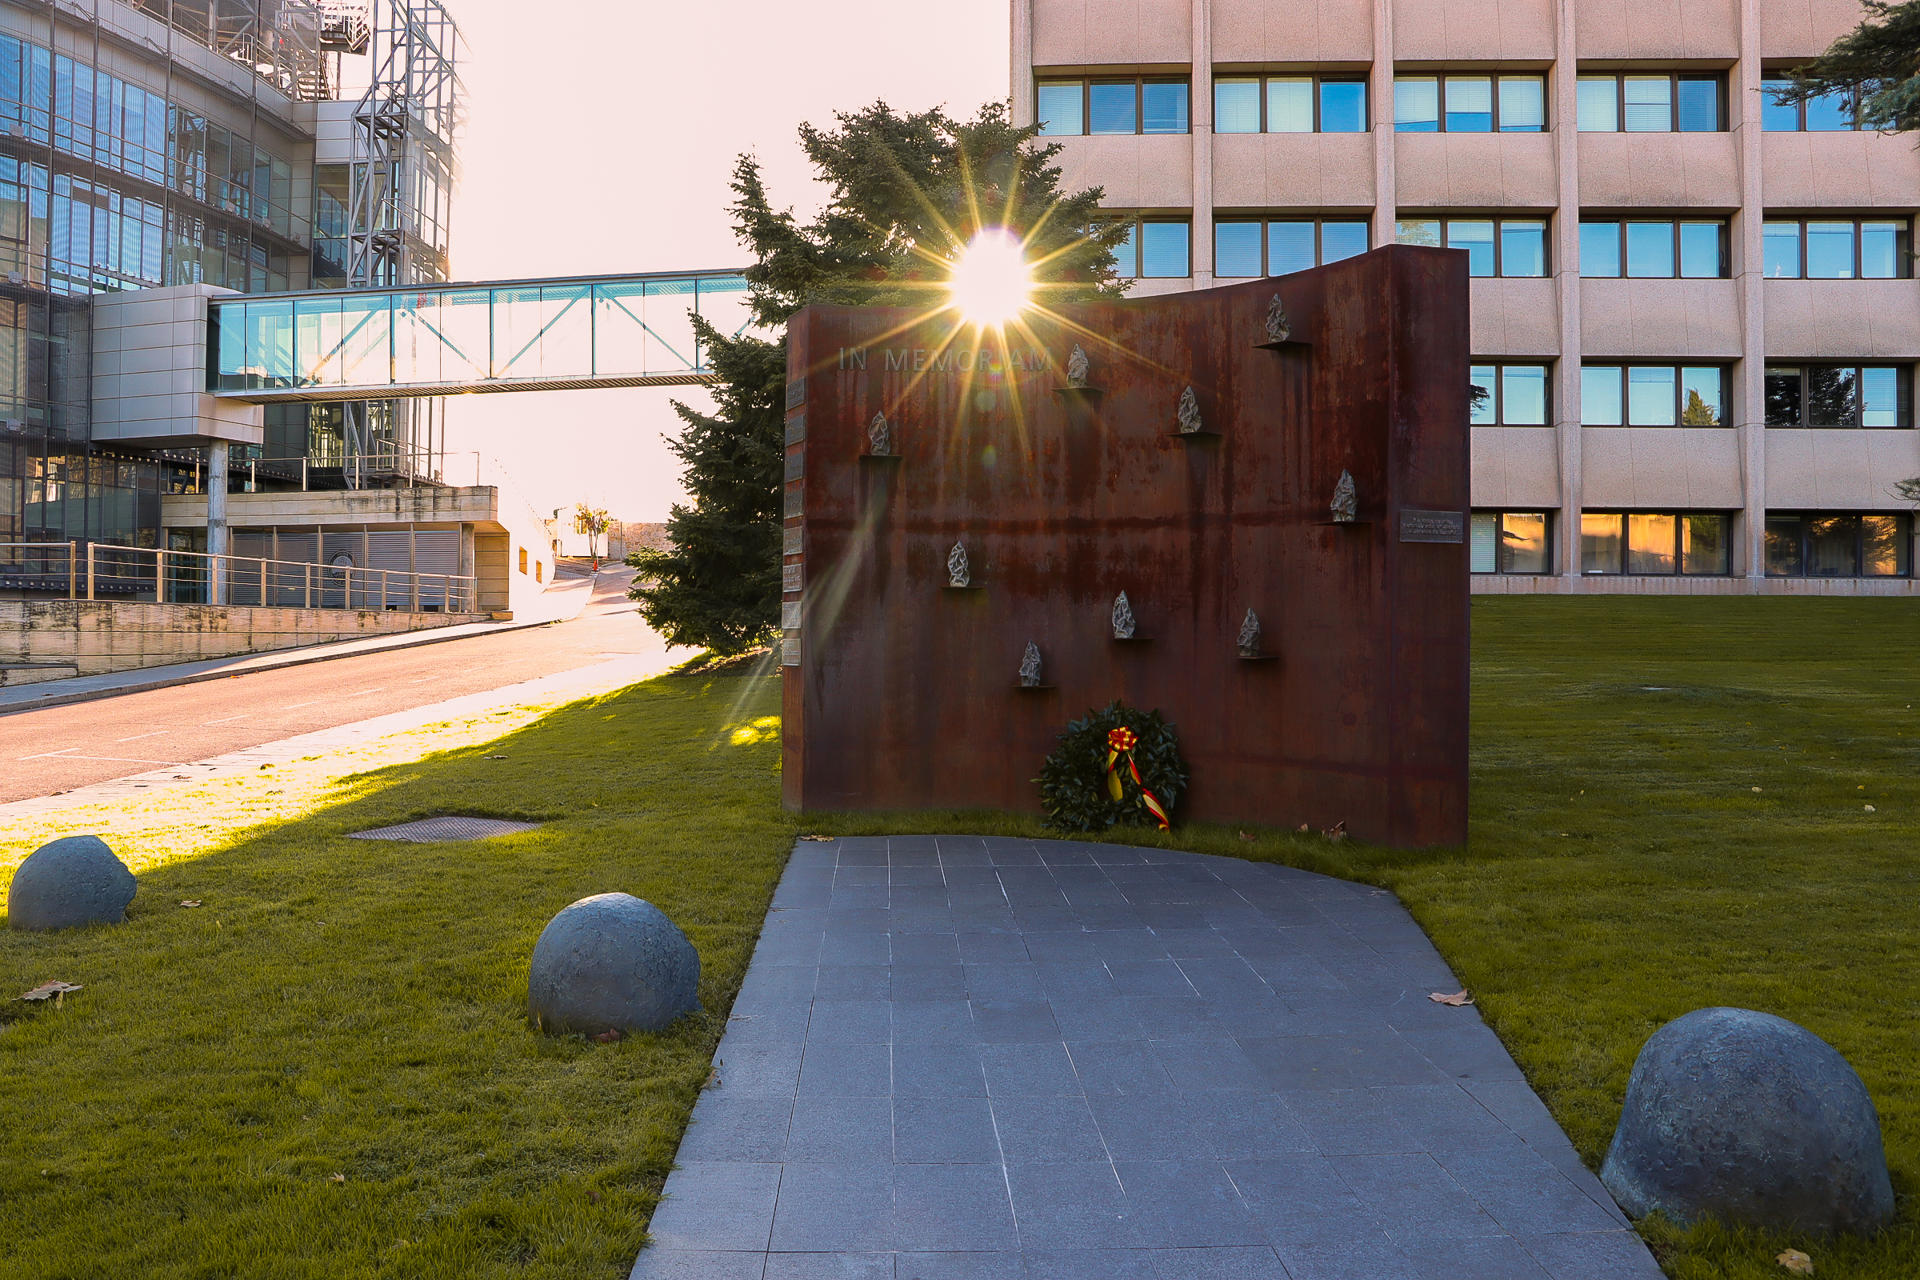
left=633, top=836, right=1663, bottom=1280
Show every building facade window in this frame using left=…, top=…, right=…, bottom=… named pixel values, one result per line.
left=1469, top=363, right=1551, bottom=424
left=1393, top=74, right=1546, bottom=132
left=1111, top=217, right=1191, bottom=278
left=1582, top=365, right=1727, bottom=425
left=1037, top=77, right=1190, bottom=135
left=1764, top=365, right=1912, bottom=427
left=1581, top=512, right=1733, bottom=575
left=1580, top=218, right=1729, bottom=278
left=1215, top=216, right=1368, bottom=277
left=1471, top=511, right=1552, bottom=573
left=1761, top=78, right=1869, bottom=131
left=1576, top=73, right=1724, bottom=131
left=1762, top=219, right=1912, bottom=279
left=1766, top=513, right=1912, bottom=576
left=1213, top=75, right=1367, bottom=133
left=1396, top=217, right=1547, bottom=276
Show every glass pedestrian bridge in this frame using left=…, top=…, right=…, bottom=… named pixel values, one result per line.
left=207, top=269, right=751, bottom=402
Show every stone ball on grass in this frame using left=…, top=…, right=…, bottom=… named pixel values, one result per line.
left=528, top=893, right=700, bottom=1036
left=1601, top=1006, right=1895, bottom=1236
left=7, top=835, right=137, bottom=931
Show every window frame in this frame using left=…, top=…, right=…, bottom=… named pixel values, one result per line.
left=1762, top=363, right=1915, bottom=428
left=1470, top=510, right=1554, bottom=574
left=1213, top=214, right=1372, bottom=278
left=1579, top=510, right=1736, bottom=576
left=1580, top=363, right=1731, bottom=426
left=1396, top=216, right=1550, bottom=278
left=1760, top=76, right=1869, bottom=132
left=1468, top=361, right=1554, bottom=425
left=1760, top=217, right=1914, bottom=279
left=1036, top=75, right=1193, bottom=136
left=1211, top=72, right=1369, bottom=133
left=1577, top=72, right=1726, bottom=132
left=1578, top=217, right=1731, bottom=278
left=1392, top=73, right=1548, bottom=133
left=1765, top=511, right=1914, bottom=577
left=1110, top=215, right=1193, bottom=279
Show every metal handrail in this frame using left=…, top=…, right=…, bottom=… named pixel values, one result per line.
left=82, top=542, right=477, bottom=614
left=0, top=541, right=80, bottom=599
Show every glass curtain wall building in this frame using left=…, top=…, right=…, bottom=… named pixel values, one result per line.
left=0, top=0, right=454, bottom=559
left=1012, top=0, right=1920, bottom=593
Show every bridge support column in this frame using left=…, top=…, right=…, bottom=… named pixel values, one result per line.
left=206, top=439, right=230, bottom=605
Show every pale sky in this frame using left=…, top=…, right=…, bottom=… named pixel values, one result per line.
left=433, top=0, right=1011, bottom=522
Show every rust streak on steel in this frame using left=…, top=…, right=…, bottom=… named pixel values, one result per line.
left=780, top=245, right=1470, bottom=849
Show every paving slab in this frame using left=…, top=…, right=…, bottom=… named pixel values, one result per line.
left=632, top=837, right=1661, bottom=1280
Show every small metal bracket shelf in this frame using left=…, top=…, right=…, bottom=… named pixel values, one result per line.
left=1111, top=635, right=1153, bottom=644
left=1236, top=652, right=1279, bottom=662
left=1013, top=683, right=1057, bottom=692
left=1254, top=338, right=1311, bottom=353
left=1169, top=429, right=1221, bottom=443
left=942, top=583, right=985, bottom=592
left=859, top=453, right=902, bottom=465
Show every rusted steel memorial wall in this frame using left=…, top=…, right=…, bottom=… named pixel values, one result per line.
left=779, top=246, right=1470, bottom=848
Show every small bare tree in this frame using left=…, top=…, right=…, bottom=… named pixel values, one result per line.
left=573, top=504, right=612, bottom=568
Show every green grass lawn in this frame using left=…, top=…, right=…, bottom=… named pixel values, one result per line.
left=2, top=598, right=1916, bottom=1278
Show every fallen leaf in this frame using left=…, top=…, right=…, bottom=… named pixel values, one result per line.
left=1295, top=823, right=1309, bottom=833
left=1237, top=830, right=1256, bottom=842
left=20, top=981, right=82, bottom=1003
left=1429, top=990, right=1475, bottom=1007
left=1752, top=786, right=1763, bottom=793
left=799, top=834, right=833, bottom=842
left=484, top=754, right=507, bottom=760
left=592, top=1029, right=623, bottom=1044
left=179, top=900, right=202, bottom=908
left=1777, top=1248, right=1813, bottom=1275
left=1864, top=804, right=1876, bottom=813
left=1322, top=820, right=1348, bottom=841
left=330, top=1173, right=347, bottom=1185
left=587, top=1190, right=602, bottom=1205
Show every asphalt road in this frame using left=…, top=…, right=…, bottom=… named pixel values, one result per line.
left=0, top=569, right=670, bottom=805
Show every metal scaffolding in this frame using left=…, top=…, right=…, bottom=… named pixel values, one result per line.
left=340, top=0, right=462, bottom=485
left=128, top=0, right=359, bottom=102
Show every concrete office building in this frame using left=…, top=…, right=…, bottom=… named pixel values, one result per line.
left=1012, top=0, right=1920, bottom=591
left=0, top=0, right=558, bottom=615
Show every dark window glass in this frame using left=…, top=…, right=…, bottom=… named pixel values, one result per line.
left=1502, top=512, right=1551, bottom=572
left=1581, top=221, right=1622, bottom=276
left=1807, top=515, right=1856, bottom=574
left=1765, top=515, right=1804, bottom=574
left=1765, top=366, right=1803, bottom=425
left=1320, top=80, right=1368, bottom=132
left=1139, top=220, right=1189, bottom=277
left=1088, top=82, right=1137, bottom=134
left=1808, top=365, right=1858, bottom=425
left=1626, top=513, right=1678, bottom=573
left=1681, top=513, right=1730, bottom=574
left=1469, top=365, right=1497, bottom=425
left=1863, top=514, right=1910, bottom=575
left=1581, top=513, right=1624, bottom=573
left=1763, top=221, right=1801, bottom=277
left=1037, top=81, right=1083, bottom=136
left=1761, top=79, right=1801, bottom=131
left=1215, top=221, right=1262, bottom=278
left=1805, top=87, right=1853, bottom=131
left=1679, top=222, right=1724, bottom=277
left=1445, top=76, right=1493, bottom=131
left=1142, top=81, right=1189, bottom=133
left=1768, top=513, right=1913, bottom=576
left=1268, top=221, right=1315, bottom=274
left=1676, top=77, right=1721, bottom=130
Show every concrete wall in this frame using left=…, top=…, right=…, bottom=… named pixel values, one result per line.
left=1011, top=0, right=1920, bottom=594
left=0, top=599, right=469, bottom=677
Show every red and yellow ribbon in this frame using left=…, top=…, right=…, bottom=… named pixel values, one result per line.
left=1105, top=726, right=1171, bottom=830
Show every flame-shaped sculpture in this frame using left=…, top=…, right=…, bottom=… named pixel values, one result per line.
left=1176, top=386, right=1203, bottom=435
left=1112, top=591, right=1136, bottom=640
left=1066, top=344, right=1090, bottom=388
left=1330, top=470, right=1358, bottom=523
left=1019, top=641, right=1043, bottom=687
left=867, top=411, right=892, bottom=456
left=947, top=541, right=970, bottom=588
left=1237, top=608, right=1262, bottom=658
left=1264, top=294, right=1291, bottom=344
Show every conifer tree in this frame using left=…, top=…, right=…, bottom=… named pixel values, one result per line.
left=631, top=101, right=1125, bottom=655
left=1776, top=0, right=1920, bottom=133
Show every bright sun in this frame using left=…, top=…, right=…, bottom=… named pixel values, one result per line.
left=949, top=229, right=1033, bottom=328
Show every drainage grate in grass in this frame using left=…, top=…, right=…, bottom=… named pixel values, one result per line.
left=348, top=816, right=542, bottom=843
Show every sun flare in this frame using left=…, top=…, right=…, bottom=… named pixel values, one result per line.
left=948, top=229, right=1033, bottom=329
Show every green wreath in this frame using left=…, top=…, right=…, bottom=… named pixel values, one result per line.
left=1035, top=700, right=1190, bottom=832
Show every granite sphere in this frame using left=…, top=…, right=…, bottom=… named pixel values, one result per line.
left=7, top=835, right=137, bottom=931
left=528, top=893, right=700, bottom=1035
left=1601, top=1007, right=1895, bottom=1236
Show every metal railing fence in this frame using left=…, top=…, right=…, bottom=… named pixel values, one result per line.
left=80, top=543, right=476, bottom=613
left=0, top=541, right=81, bottom=598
